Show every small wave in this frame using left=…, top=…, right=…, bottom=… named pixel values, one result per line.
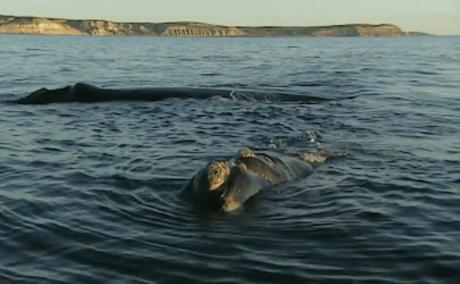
left=25, top=48, right=46, bottom=52
left=200, top=73, right=222, bottom=77
left=413, top=70, right=438, bottom=75
left=292, top=82, right=328, bottom=87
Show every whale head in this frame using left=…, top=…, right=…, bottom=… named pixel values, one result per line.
left=17, top=85, right=73, bottom=104
left=192, top=161, right=231, bottom=192
left=189, top=161, right=231, bottom=209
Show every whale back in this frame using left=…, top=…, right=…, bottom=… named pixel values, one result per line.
left=257, top=152, right=314, bottom=181
left=221, top=150, right=315, bottom=212
left=237, top=156, right=289, bottom=185
left=14, top=83, right=338, bottom=104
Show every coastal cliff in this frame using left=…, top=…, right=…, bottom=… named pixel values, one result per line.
left=239, top=24, right=406, bottom=37
left=0, top=15, right=407, bottom=37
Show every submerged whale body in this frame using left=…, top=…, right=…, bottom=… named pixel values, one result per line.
left=180, top=148, right=329, bottom=213
left=14, top=83, right=332, bottom=104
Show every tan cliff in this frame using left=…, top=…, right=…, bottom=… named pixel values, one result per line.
left=160, top=23, right=245, bottom=37
left=0, top=17, right=85, bottom=35
left=0, top=16, right=156, bottom=36
left=238, top=24, right=406, bottom=37
left=0, top=15, right=408, bottom=37
left=314, top=24, right=406, bottom=37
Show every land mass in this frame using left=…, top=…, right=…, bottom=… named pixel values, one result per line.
left=0, top=15, right=411, bottom=37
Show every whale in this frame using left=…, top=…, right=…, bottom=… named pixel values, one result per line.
left=181, top=148, right=329, bottom=213
left=13, top=83, right=333, bottom=104
left=179, top=161, right=231, bottom=211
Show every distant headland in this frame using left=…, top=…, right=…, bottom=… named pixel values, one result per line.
left=0, top=14, right=424, bottom=37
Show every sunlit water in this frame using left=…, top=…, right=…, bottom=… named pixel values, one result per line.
left=0, top=35, right=459, bottom=283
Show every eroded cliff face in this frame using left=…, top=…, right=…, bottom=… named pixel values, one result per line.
left=239, top=24, right=407, bottom=37
left=159, top=25, right=245, bottom=37
left=356, top=24, right=406, bottom=36
left=0, top=15, right=407, bottom=37
left=0, top=16, right=156, bottom=36
left=0, top=17, right=85, bottom=35
left=311, top=24, right=406, bottom=37
left=71, top=20, right=156, bottom=36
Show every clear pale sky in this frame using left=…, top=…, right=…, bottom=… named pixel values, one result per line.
left=1, top=0, right=459, bottom=35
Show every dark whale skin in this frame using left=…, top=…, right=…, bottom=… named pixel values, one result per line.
left=14, top=83, right=333, bottom=104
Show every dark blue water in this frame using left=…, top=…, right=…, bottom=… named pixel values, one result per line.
left=1, top=35, right=459, bottom=283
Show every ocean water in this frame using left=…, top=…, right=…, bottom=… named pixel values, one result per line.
left=0, top=35, right=459, bottom=283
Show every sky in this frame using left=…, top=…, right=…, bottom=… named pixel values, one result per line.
left=1, top=0, right=459, bottom=35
